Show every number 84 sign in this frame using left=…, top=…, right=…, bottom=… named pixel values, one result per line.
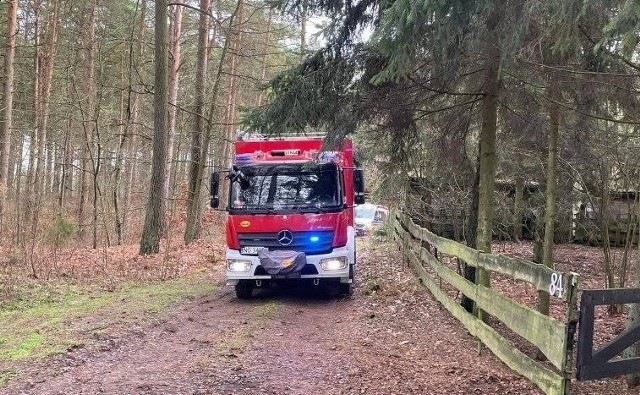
left=549, top=272, right=564, bottom=298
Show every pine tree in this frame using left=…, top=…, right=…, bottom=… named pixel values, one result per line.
left=140, top=0, right=169, bottom=255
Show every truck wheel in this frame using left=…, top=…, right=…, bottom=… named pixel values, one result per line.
left=341, top=265, right=354, bottom=297
left=340, top=282, right=354, bottom=297
left=235, top=281, right=253, bottom=299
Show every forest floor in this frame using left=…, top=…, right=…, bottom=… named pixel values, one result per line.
left=0, top=229, right=638, bottom=394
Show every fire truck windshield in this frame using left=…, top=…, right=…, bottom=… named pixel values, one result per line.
left=229, top=162, right=342, bottom=214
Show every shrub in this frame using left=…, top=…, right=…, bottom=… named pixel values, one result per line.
left=46, top=213, right=76, bottom=248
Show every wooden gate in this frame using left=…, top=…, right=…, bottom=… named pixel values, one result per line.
left=576, top=289, right=640, bottom=381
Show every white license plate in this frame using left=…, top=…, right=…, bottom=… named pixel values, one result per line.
left=240, top=246, right=266, bottom=255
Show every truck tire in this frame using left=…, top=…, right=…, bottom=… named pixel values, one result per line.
left=340, top=282, right=354, bottom=297
left=340, top=264, right=355, bottom=297
left=235, top=281, right=253, bottom=299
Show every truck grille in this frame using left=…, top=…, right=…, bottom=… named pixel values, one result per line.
left=238, top=230, right=333, bottom=255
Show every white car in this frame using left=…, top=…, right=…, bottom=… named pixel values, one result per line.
left=355, top=203, right=389, bottom=236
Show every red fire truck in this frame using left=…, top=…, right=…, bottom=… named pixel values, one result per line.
left=210, top=135, right=365, bottom=298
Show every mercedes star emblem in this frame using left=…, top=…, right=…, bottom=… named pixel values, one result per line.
left=277, top=229, right=294, bottom=246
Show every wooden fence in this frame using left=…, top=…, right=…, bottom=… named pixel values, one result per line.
left=392, top=211, right=580, bottom=395
left=574, top=214, right=639, bottom=247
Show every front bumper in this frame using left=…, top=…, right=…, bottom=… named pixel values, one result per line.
left=225, top=246, right=352, bottom=286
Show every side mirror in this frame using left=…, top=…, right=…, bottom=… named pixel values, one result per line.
left=210, top=172, right=220, bottom=208
left=354, top=169, right=365, bottom=205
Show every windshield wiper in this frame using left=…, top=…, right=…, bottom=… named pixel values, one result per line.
left=234, top=203, right=340, bottom=215
left=299, top=203, right=342, bottom=214
left=232, top=205, right=276, bottom=214
left=298, top=206, right=323, bottom=214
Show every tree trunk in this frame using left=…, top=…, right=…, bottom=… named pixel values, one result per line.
left=625, top=288, right=640, bottom=386
left=13, top=133, right=24, bottom=246
left=27, top=0, right=41, bottom=201
left=163, top=4, right=183, bottom=227
left=7, top=129, right=19, bottom=192
left=58, top=124, right=71, bottom=208
left=184, top=0, right=240, bottom=244
left=184, top=0, right=212, bottom=244
left=88, top=0, right=100, bottom=249
left=0, top=0, right=18, bottom=227
left=28, top=0, right=60, bottom=244
left=77, top=137, right=88, bottom=238
left=19, top=0, right=41, bottom=256
left=601, top=159, right=615, bottom=290
left=123, top=121, right=139, bottom=240
left=257, top=8, right=273, bottom=107
left=619, top=188, right=639, bottom=288
left=300, top=2, right=307, bottom=58
left=624, top=175, right=640, bottom=387
left=34, top=0, right=61, bottom=199
left=223, top=0, right=246, bottom=156
left=140, top=0, right=169, bottom=255
left=219, top=0, right=246, bottom=212
left=513, top=177, right=524, bottom=241
left=476, top=57, right=499, bottom=253
left=76, top=0, right=98, bottom=244
left=462, top=158, right=480, bottom=313
left=49, top=139, right=58, bottom=196
left=22, top=0, right=61, bottom=276
left=91, top=127, right=101, bottom=249
left=122, top=0, right=147, bottom=243
left=536, top=74, right=560, bottom=361
left=113, top=53, right=127, bottom=245
left=474, top=8, right=502, bottom=321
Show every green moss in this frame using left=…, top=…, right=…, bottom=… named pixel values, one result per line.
left=364, top=279, right=381, bottom=295
left=252, top=301, right=280, bottom=318
left=0, top=370, right=18, bottom=386
left=0, top=273, right=216, bottom=362
left=8, top=332, right=46, bottom=359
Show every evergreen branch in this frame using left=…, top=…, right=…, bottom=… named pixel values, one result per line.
left=578, top=23, right=640, bottom=73
left=414, top=97, right=483, bottom=120
left=503, top=67, right=640, bottom=125
left=406, top=70, right=485, bottom=97
left=517, top=57, right=640, bottom=77
left=545, top=94, right=640, bottom=126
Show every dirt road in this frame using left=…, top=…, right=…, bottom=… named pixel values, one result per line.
left=2, top=238, right=545, bottom=395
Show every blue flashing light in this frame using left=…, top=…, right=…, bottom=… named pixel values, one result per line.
left=235, top=154, right=252, bottom=163
left=309, top=236, right=320, bottom=243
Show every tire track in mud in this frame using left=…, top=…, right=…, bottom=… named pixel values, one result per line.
left=3, top=285, right=358, bottom=395
left=232, top=293, right=359, bottom=395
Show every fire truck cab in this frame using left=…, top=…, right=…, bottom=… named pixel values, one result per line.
left=210, top=135, right=365, bottom=298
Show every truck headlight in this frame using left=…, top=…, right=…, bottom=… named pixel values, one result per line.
left=320, top=256, right=347, bottom=271
left=227, top=259, right=252, bottom=272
